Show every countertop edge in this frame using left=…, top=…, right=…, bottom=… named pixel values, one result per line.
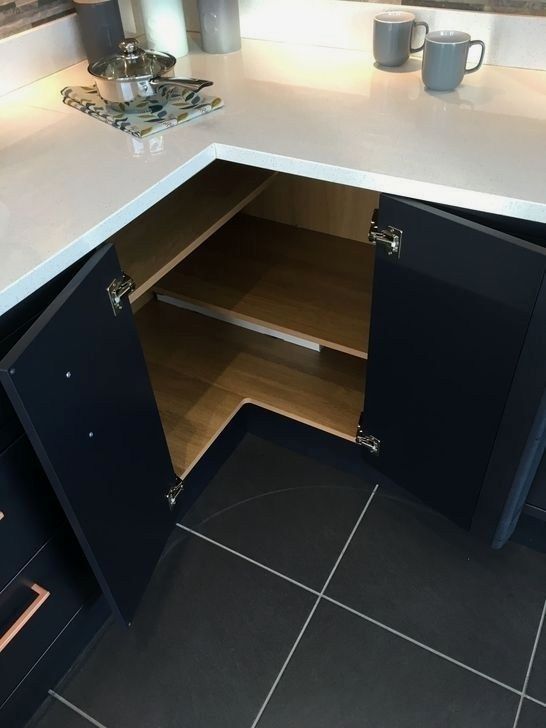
left=2, top=140, right=545, bottom=317
left=0, top=145, right=217, bottom=317
left=216, top=143, right=546, bottom=225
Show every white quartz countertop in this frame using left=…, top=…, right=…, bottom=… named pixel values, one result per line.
left=1, top=36, right=545, bottom=315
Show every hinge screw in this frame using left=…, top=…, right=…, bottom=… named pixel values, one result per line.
left=66, top=371, right=71, bottom=378
left=9, top=368, right=15, bottom=375
left=88, top=432, right=94, bottom=438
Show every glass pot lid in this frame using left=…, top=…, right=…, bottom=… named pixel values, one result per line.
left=88, top=39, right=176, bottom=81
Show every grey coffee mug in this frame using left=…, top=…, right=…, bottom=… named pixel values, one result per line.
left=373, top=11, right=429, bottom=68
left=422, top=30, right=486, bottom=91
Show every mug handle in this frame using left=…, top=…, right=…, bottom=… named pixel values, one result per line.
left=410, top=21, right=429, bottom=53
left=465, top=40, right=486, bottom=73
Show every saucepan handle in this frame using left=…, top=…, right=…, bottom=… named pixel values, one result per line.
left=149, top=77, right=213, bottom=93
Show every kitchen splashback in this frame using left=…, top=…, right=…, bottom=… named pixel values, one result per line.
left=192, top=0, right=546, bottom=70
left=1, top=0, right=545, bottom=98
left=0, top=0, right=74, bottom=40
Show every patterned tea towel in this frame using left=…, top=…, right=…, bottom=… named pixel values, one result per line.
left=61, top=84, right=224, bottom=138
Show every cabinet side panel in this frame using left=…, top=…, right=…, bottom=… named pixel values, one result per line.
left=473, top=274, right=546, bottom=545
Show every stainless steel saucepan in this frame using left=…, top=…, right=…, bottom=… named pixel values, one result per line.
left=88, top=39, right=213, bottom=110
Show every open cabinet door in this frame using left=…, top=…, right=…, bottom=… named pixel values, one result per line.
left=0, top=244, right=178, bottom=625
left=361, top=195, right=546, bottom=533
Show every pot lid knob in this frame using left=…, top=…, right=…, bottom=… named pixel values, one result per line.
left=118, top=39, right=143, bottom=57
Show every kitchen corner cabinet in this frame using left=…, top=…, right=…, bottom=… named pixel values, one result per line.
left=0, top=162, right=545, bottom=722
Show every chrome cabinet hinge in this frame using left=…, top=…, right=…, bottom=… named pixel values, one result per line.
left=356, top=424, right=381, bottom=455
left=107, top=273, right=135, bottom=316
left=166, top=477, right=185, bottom=510
left=368, top=209, right=402, bottom=259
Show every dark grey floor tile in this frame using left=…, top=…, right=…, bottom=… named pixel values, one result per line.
left=182, top=434, right=373, bottom=589
left=326, top=492, right=546, bottom=688
left=257, top=600, right=518, bottom=728
left=53, top=535, right=314, bottom=728
left=527, top=622, right=546, bottom=703
left=517, top=699, right=546, bottom=727
left=28, top=696, right=99, bottom=728
left=511, top=514, right=546, bottom=555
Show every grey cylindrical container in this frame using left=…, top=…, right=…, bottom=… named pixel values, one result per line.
left=198, top=0, right=241, bottom=54
left=74, top=0, right=125, bottom=64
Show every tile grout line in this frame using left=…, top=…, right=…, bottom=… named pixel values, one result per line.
left=512, top=598, right=546, bottom=727
left=248, top=484, right=380, bottom=728
left=179, top=492, right=538, bottom=704
left=525, top=694, right=546, bottom=709
left=42, top=486, right=546, bottom=726
left=48, top=690, right=110, bottom=728
left=318, top=484, right=380, bottom=595
left=176, top=524, right=322, bottom=597
left=248, top=594, right=322, bottom=728
left=322, top=595, right=523, bottom=697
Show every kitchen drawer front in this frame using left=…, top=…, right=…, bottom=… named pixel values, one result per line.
left=0, top=435, right=63, bottom=592
left=0, top=535, right=96, bottom=707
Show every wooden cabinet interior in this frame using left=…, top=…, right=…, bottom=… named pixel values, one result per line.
left=110, top=161, right=276, bottom=303
left=244, top=172, right=379, bottom=244
left=155, top=215, right=373, bottom=358
left=136, top=303, right=365, bottom=477
left=114, top=161, right=373, bottom=478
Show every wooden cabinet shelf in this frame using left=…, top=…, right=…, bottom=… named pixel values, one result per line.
left=137, top=299, right=366, bottom=477
left=154, top=215, right=374, bottom=359
left=111, top=163, right=372, bottom=477
left=111, top=162, right=275, bottom=303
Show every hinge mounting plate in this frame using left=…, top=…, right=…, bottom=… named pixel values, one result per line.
left=107, top=273, right=135, bottom=316
left=356, top=424, right=381, bottom=455
left=368, top=209, right=402, bottom=258
left=166, top=477, right=184, bottom=510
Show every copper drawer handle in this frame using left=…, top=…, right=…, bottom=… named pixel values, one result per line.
left=0, top=583, right=50, bottom=653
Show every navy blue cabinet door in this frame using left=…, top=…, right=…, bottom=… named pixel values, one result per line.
left=0, top=244, right=178, bottom=625
left=361, top=196, right=546, bottom=535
